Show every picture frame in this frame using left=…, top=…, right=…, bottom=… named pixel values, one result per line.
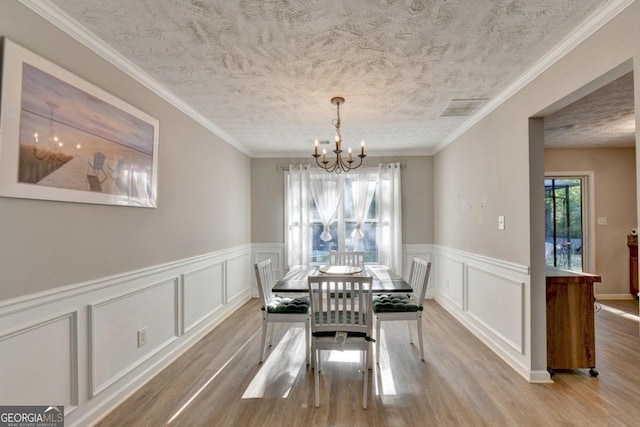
left=0, top=38, right=159, bottom=208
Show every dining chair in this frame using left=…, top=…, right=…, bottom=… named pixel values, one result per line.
left=328, top=251, right=365, bottom=268
left=373, top=257, right=431, bottom=363
left=307, top=274, right=374, bottom=409
left=254, top=259, right=310, bottom=365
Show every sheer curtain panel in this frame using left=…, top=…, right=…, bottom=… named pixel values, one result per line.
left=378, top=163, right=403, bottom=274
left=350, top=169, right=377, bottom=240
left=286, top=165, right=311, bottom=268
left=309, top=173, right=344, bottom=242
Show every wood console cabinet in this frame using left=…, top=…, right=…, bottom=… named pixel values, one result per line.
left=546, top=267, right=601, bottom=377
left=629, top=235, right=638, bottom=299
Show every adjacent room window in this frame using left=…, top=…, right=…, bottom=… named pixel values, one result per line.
left=544, top=177, right=585, bottom=271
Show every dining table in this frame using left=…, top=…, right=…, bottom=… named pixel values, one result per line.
left=272, top=264, right=413, bottom=294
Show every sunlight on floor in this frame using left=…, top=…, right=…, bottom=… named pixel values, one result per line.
left=167, top=331, right=258, bottom=425
left=242, top=327, right=306, bottom=399
left=373, top=329, right=398, bottom=396
left=326, top=350, right=362, bottom=363
left=599, top=304, right=640, bottom=323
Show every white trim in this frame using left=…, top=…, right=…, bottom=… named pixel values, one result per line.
left=435, top=293, right=534, bottom=381
left=433, top=245, right=542, bottom=382
left=181, top=261, right=226, bottom=334
left=0, top=243, right=252, bottom=315
left=433, top=244, right=529, bottom=275
left=465, top=264, right=525, bottom=354
left=433, top=0, right=635, bottom=154
left=18, top=0, right=251, bottom=157
left=19, top=0, right=634, bottom=159
left=0, top=311, right=80, bottom=411
left=72, top=294, right=249, bottom=427
left=88, top=278, right=179, bottom=397
left=0, top=245, right=253, bottom=427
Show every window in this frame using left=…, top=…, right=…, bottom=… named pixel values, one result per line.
left=544, top=177, right=585, bottom=271
left=310, top=176, right=379, bottom=263
left=286, top=163, right=402, bottom=272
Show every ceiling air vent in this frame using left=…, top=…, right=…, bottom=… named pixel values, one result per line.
left=440, top=99, right=488, bottom=117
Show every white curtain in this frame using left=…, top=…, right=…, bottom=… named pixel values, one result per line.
left=286, top=165, right=311, bottom=268
left=349, top=169, right=377, bottom=240
left=309, top=173, right=344, bottom=242
left=378, top=163, right=403, bottom=274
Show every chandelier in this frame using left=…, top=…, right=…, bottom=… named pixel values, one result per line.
left=312, top=96, right=366, bottom=173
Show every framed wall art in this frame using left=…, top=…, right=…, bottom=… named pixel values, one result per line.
left=0, top=38, right=159, bottom=207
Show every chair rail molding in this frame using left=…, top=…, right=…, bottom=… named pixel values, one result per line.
left=0, top=244, right=253, bottom=427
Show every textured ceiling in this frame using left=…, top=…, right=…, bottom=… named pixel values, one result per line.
left=47, top=0, right=619, bottom=157
left=544, top=72, right=635, bottom=149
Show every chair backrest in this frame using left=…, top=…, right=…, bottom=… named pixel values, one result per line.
left=328, top=251, right=365, bottom=268
left=254, top=258, right=275, bottom=307
left=92, top=152, right=105, bottom=169
left=408, top=257, right=432, bottom=306
left=307, top=275, right=373, bottom=336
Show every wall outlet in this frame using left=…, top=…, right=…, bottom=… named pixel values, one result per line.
left=498, top=215, right=505, bottom=230
left=137, top=327, right=147, bottom=347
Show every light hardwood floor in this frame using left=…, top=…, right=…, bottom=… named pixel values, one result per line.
left=97, top=298, right=640, bottom=426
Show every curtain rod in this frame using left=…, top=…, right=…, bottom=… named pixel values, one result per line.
left=276, top=162, right=407, bottom=171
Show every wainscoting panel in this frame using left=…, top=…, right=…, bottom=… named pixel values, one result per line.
left=466, top=265, right=525, bottom=353
left=436, top=254, right=465, bottom=309
left=0, top=244, right=253, bottom=426
left=433, top=245, right=534, bottom=382
left=226, top=252, right=252, bottom=304
left=89, top=279, right=179, bottom=396
left=0, top=312, right=78, bottom=408
left=182, top=262, right=225, bottom=334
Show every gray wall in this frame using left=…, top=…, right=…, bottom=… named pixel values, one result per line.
left=0, top=1, right=251, bottom=301
left=545, top=147, right=637, bottom=296
left=251, top=156, right=434, bottom=244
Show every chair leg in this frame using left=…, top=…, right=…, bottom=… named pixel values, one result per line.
left=268, top=322, right=274, bottom=348
left=314, top=348, right=320, bottom=408
left=260, top=318, right=268, bottom=363
left=417, top=314, right=425, bottom=361
left=305, top=318, right=310, bottom=366
left=376, top=317, right=381, bottom=364
left=407, top=320, right=413, bottom=344
left=363, top=346, right=369, bottom=409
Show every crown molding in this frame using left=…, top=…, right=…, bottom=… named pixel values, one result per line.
left=19, top=0, right=634, bottom=159
left=18, top=0, right=253, bottom=157
left=433, top=0, right=636, bottom=155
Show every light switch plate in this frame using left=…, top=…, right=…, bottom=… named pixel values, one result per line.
left=498, top=215, right=505, bottom=230
left=597, top=217, right=607, bottom=226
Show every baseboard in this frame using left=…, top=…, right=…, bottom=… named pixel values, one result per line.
left=595, top=293, right=636, bottom=300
